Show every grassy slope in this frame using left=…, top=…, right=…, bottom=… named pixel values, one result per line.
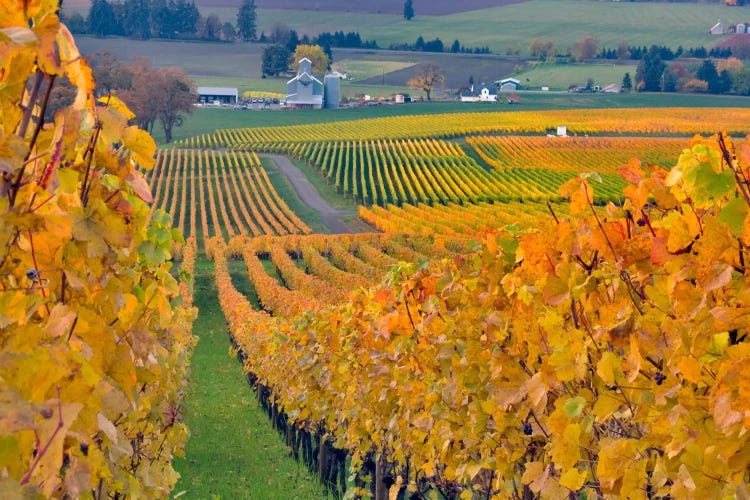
left=173, top=257, right=326, bottom=499
left=514, top=63, right=638, bottom=90
left=158, top=1, right=738, bottom=55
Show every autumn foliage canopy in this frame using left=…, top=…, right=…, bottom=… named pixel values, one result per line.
left=0, top=1, right=194, bottom=497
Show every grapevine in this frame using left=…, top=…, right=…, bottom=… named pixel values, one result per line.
left=0, top=5, right=195, bottom=497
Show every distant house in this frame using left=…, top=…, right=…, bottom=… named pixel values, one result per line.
left=710, top=20, right=724, bottom=35
left=496, top=78, right=521, bottom=92
left=286, top=58, right=324, bottom=109
left=459, top=84, right=498, bottom=102
left=196, top=87, right=238, bottom=104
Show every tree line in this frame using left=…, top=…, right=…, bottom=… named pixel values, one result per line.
left=63, top=0, right=257, bottom=42
left=633, top=49, right=750, bottom=94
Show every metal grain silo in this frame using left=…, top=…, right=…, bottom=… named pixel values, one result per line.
left=324, top=74, right=340, bottom=109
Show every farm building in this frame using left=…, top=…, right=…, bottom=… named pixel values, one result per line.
left=710, top=20, right=724, bottom=35
left=323, top=75, right=340, bottom=109
left=196, top=87, right=238, bottom=105
left=286, top=58, right=324, bottom=109
left=459, top=84, right=498, bottom=102
left=496, top=78, right=521, bottom=92
left=714, top=33, right=750, bottom=53
left=603, top=83, right=622, bottom=93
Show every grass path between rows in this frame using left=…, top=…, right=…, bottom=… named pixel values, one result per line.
left=173, top=257, right=326, bottom=499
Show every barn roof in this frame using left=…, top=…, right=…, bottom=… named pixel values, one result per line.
left=196, top=87, right=238, bottom=97
left=715, top=33, right=750, bottom=50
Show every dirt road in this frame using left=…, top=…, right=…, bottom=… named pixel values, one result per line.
left=261, top=154, right=357, bottom=234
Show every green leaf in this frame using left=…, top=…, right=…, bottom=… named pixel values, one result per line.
left=719, top=197, right=748, bottom=239
left=564, top=396, right=587, bottom=418
left=684, top=162, right=735, bottom=206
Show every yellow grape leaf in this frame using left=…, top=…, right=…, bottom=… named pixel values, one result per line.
left=97, top=412, right=119, bottom=444
left=107, top=342, right=138, bottom=401
left=592, top=393, right=622, bottom=421
left=596, top=438, right=638, bottom=493
left=0, top=435, right=22, bottom=477
left=34, top=13, right=61, bottom=75
left=559, top=467, right=587, bottom=491
left=55, top=167, right=80, bottom=194
left=543, top=275, right=570, bottom=306
left=559, top=177, right=593, bottom=216
left=596, top=352, right=622, bottom=386
left=126, top=171, right=154, bottom=204
left=619, top=158, right=645, bottom=183
left=677, top=356, right=703, bottom=384
left=0, top=27, right=37, bottom=45
left=697, top=262, right=733, bottom=293
left=122, top=125, right=156, bottom=170
left=525, top=373, right=547, bottom=410
left=55, top=24, right=94, bottom=110
left=551, top=423, right=581, bottom=469
left=521, top=461, right=548, bottom=494
left=389, top=476, right=404, bottom=500
left=44, top=304, right=77, bottom=338
left=98, top=95, right=135, bottom=120
left=37, top=402, right=83, bottom=497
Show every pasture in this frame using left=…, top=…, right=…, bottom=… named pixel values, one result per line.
left=513, top=62, right=638, bottom=90
left=67, top=0, right=738, bottom=56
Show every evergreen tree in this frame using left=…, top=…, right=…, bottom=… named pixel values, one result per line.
left=262, top=44, right=291, bottom=76
left=719, top=69, right=733, bottom=94
left=404, top=0, right=414, bottom=20
left=88, top=0, right=116, bottom=37
left=174, top=0, right=199, bottom=35
left=622, top=72, right=632, bottom=91
left=237, top=0, right=257, bottom=41
left=697, top=59, right=721, bottom=94
left=635, top=48, right=666, bottom=92
left=286, top=30, right=300, bottom=53
left=123, top=0, right=151, bottom=39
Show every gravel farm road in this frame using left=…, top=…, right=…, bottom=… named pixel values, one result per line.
left=261, top=154, right=357, bottom=234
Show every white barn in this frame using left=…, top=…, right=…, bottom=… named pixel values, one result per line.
left=496, top=78, right=521, bottom=92
left=286, top=58, right=324, bottom=109
left=196, top=87, right=238, bottom=104
left=459, top=84, right=498, bottom=102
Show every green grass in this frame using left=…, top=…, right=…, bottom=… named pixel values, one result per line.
left=513, top=62, right=638, bottom=90
left=173, top=257, right=327, bottom=499
left=145, top=1, right=740, bottom=56
left=136, top=2, right=735, bottom=56
left=332, top=60, right=416, bottom=81
left=288, top=157, right=362, bottom=212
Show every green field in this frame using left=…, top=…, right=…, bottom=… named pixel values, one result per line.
left=332, top=59, right=416, bottom=81
left=514, top=62, right=638, bottom=90
left=67, top=0, right=738, bottom=57
left=261, top=1, right=738, bottom=55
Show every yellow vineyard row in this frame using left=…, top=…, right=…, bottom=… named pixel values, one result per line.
left=176, top=107, right=750, bottom=148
